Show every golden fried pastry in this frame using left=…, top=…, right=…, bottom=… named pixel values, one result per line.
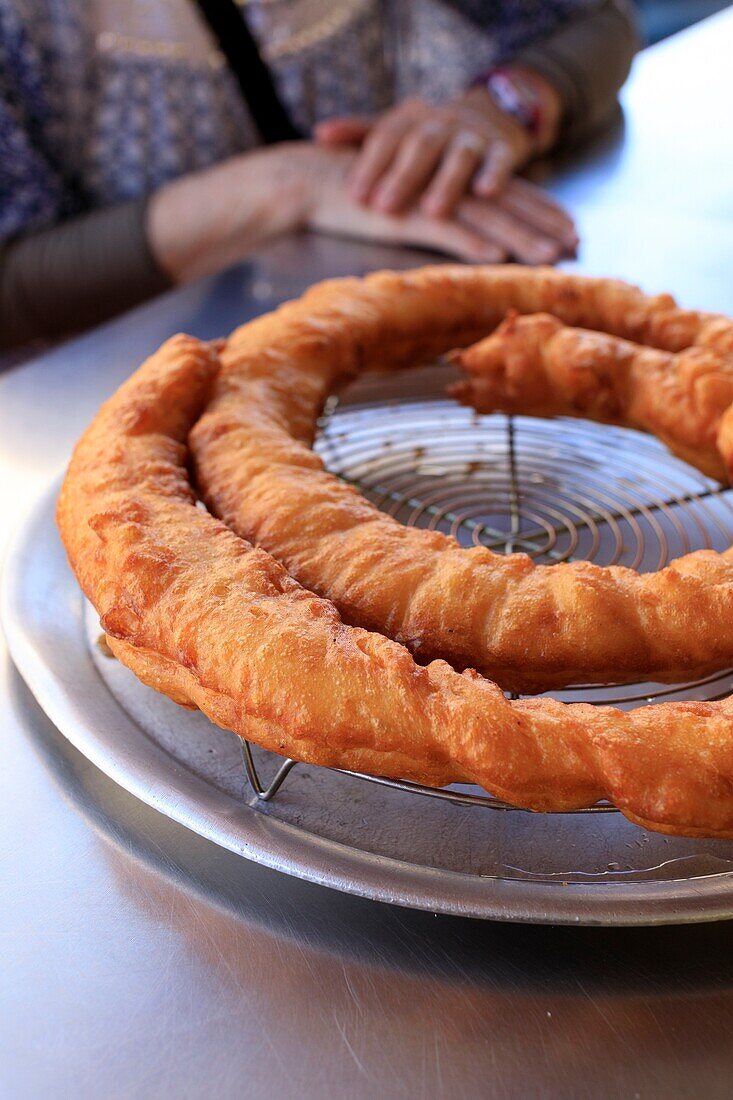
left=56, top=332, right=733, bottom=837
left=450, top=311, right=733, bottom=481
left=190, top=265, right=733, bottom=693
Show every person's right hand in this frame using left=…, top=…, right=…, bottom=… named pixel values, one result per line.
left=148, top=143, right=577, bottom=284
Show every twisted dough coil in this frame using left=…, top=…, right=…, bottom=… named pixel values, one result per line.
left=451, top=311, right=733, bottom=481
left=190, top=265, right=733, bottom=693
left=56, top=334, right=733, bottom=837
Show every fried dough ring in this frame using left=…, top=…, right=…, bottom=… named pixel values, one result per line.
left=190, top=265, right=733, bottom=693
left=56, top=334, right=733, bottom=837
left=451, top=312, right=733, bottom=481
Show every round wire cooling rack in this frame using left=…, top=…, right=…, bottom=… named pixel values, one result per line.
left=238, top=360, right=733, bottom=814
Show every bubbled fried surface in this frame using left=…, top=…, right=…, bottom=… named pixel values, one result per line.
left=56, top=329, right=733, bottom=836
left=190, top=265, right=733, bottom=693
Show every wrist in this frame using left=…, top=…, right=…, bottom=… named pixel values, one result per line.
left=505, top=65, right=563, bottom=153
left=147, top=146, right=311, bottom=283
left=470, top=65, right=562, bottom=156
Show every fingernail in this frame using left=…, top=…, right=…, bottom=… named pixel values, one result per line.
left=533, top=243, right=560, bottom=264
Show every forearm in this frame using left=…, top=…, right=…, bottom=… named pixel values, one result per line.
left=0, top=200, right=170, bottom=352
left=0, top=146, right=314, bottom=354
left=146, top=146, right=310, bottom=283
left=510, top=0, right=640, bottom=144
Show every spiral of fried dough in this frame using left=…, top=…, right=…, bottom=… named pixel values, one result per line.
left=190, top=265, right=733, bottom=693
left=56, top=333, right=733, bottom=836
left=450, top=311, right=733, bottom=480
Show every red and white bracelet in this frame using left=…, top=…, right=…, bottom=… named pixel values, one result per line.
left=473, top=66, right=556, bottom=150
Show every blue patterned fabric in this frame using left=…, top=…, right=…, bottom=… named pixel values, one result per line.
left=0, top=0, right=258, bottom=239
left=0, top=0, right=78, bottom=236
left=449, top=0, right=597, bottom=53
left=0, top=0, right=597, bottom=242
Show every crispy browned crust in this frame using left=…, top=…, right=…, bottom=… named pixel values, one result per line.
left=56, top=331, right=733, bottom=837
left=190, top=265, right=733, bottom=693
left=450, top=311, right=733, bottom=481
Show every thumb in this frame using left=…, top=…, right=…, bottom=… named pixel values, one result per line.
left=314, top=116, right=374, bottom=146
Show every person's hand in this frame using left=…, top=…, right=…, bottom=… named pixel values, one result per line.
left=315, top=74, right=563, bottom=218
left=148, top=143, right=576, bottom=284
left=300, top=145, right=576, bottom=265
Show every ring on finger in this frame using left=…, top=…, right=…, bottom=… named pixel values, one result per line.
left=452, top=131, right=486, bottom=157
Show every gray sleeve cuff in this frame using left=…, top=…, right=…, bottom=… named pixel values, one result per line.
left=0, top=198, right=172, bottom=353
left=510, top=0, right=640, bottom=145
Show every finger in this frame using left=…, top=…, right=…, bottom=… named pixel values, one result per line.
left=505, top=175, right=577, bottom=225
left=472, top=142, right=515, bottom=198
left=308, top=187, right=506, bottom=263
left=497, top=178, right=578, bottom=252
left=348, top=116, right=414, bottom=202
left=314, top=116, right=374, bottom=146
left=420, top=132, right=486, bottom=217
left=384, top=209, right=507, bottom=263
left=370, top=121, right=451, bottom=213
left=458, top=198, right=562, bottom=265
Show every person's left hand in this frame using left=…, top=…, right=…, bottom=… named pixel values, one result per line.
left=314, top=79, right=562, bottom=220
left=305, top=147, right=577, bottom=266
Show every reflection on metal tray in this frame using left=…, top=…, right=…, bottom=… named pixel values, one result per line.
left=5, top=361, right=733, bottom=924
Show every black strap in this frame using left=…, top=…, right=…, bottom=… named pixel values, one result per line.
left=193, top=0, right=302, bottom=144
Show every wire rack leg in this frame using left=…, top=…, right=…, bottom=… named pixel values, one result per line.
left=505, top=416, right=521, bottom=554
left=241, top=740, right=297, bottom=802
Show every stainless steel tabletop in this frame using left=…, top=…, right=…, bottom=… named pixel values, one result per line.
left=3, top=11, right=733, bottom=1098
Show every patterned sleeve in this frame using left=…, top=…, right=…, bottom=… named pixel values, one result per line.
left=461, top=0, right=608, bottom=59
left=0, top=0, right=71, bottom=240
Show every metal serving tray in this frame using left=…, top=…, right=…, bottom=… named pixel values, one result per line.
left=5, top=365, right=733, bottom=925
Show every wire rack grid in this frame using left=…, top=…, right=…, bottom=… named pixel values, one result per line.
left=239, top=362, right=733, bottom=814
